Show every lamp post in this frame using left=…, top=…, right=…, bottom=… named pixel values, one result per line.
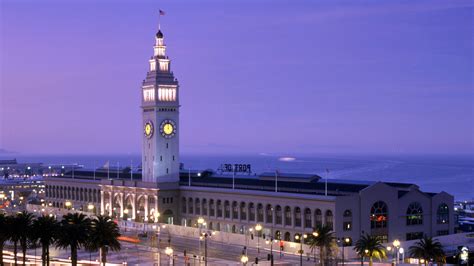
left=201, top=232, right=209, bottom=266
left=393, top=239, right=400, bottom=265
left=340, top=237, right=350, bottom=266
left=255, top=224, right=263, bottom=254
left=266, top=238, right=275, bottom=266
left=198, top=217, right=205, bottom=263
left=240, top=254, right=249, bottom=266
left=165, top=246, right=173, bottom=266
left=295, top=233, right=307, bottom=266
left=399, top=247, right=404, bottom=264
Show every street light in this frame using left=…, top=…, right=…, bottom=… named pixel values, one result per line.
left=340, top=237, right=350, bottom=266
left=393, top=239, right=400, bottom=265
left=65, top=201, right=72, bottom=210
left=255, top=224, right=263, bottom=254
left=87, top=204, right=94, bottom=212
left=240, top=254, right=249, bottom=265
left=165, top=247, right=173, bottom=266
left=399, top=247, right=405, bottom=263
left=295, top=234, right=308, bottom=266
left=198, top=217, right=205, bottom=262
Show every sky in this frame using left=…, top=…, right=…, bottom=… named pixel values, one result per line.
left=0, top=0, right=473, bottom=156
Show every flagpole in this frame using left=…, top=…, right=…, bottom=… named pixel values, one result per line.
left=93, top=162, right=96, bottom=180
left=130, top=159, right=133, bottom=181
left=232, top=167, right=235, bottom=190
left=325, top=169, right=328, bottom=196
left=117, top=162, right=120, bottom=179
left=107, top=161, right=110, bottom=180
left=275, top=170, right=278, bottom=193
left=188, top=168, right=191, bottom=187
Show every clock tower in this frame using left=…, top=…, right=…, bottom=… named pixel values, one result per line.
left=141, top=28, right=180, bottom=185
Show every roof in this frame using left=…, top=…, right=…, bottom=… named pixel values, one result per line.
left=0, top=159, right=18, bottom=165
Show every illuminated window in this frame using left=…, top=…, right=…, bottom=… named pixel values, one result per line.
left=159, top=60, right=169, bottom=72
left=150, top=61, right=156, bottom=71
left=158, top=87, right=176, bottom=102
left=437, top=203, right=449, bottom=224
left=370, top=201, right=388, bottom=229
left=343, top=209, right=352, bottom=231
left=406, top=202, right=423, bottom=225
left=143, top=88, right=155, bottom=102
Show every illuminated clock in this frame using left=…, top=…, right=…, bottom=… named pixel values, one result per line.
left=144, top=121, right=154, bottom=139
left=160, top=119, right=176, bottom=138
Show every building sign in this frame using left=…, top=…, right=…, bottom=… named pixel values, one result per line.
left=219, top=164, right=252, bottom=174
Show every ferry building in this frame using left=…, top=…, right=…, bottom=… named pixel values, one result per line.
left=44, top=21, right=454, bottom=244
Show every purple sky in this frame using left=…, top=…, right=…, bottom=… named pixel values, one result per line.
left=1, top=0, right=473, bottom=155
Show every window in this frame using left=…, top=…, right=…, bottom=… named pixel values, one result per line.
left=304, top=208, right=312, bottom=228
left=295, top=207, right=302, bottom=227
left=370, top=201, right=388, bottom=229
left=275, top=206, right=282, bottom=224
left=325, top=210, right=333, bottom=230
left=406, top=232, right=423, bottom=241
left=257, top=204, right=264, bottom=222
left=217, top=200, right=223, bottom=217
left=232, top=202, right=238, bottom=219
left=249, top=203, right=255, bottom=221
left=188, top=198, right=193, bottom=214
left=202, top=199, right=207, bottom=215
left=343, top=209, right=352, bottom=231
left=195, top=199, right=201, bottom=215
left=224, top=201, right=230, bottom=218
left=343, top=222, right=352, bottom=231
left=406, top=202, right=423, bottom=225
left=181, top=198, right=186, bottom=213
left=437, top=203, right=449, bottom=224
left=315, top=209, right=322, bottom=227
left=209, top=200, right=215, bottom=216
left=266, top=205, right=273, bottom=224
left=240, top=202, right=247, bottom=220
left=284, top=206, right=292, bottom=226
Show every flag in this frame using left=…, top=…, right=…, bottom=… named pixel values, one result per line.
left=103, top=161, right=110, bottom=169
left=159, top=10, right=166, bottom=16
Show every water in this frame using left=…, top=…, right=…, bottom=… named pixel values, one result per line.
left=1, top=153, right=473, bottom=201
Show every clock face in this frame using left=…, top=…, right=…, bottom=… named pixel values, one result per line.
left=144, top=121, right=154, bottom=138
left=160, top=119, right=177, bottom=138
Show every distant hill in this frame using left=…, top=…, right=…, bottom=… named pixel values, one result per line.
left=0, top=148, right=15, bottom=155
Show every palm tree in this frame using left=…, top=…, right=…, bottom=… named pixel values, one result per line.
left=86, top=215, right=121, bottom=266
left=55, top=213, right=91, bottom=266
left=0, top=213, right=12, bottom=266
left=307, top=225, right=334, bottom=266
left=16, top=211, right=35, bottom=266
left=409, top=236, right=445, bottom=265
left=31, top=215, right=59, bottom=266
left=353, top=234, right=386, bottom=266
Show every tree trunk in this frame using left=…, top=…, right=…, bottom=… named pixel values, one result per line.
left=319, top=246, right=324, bottom=266
left=360, top=255, right=364, bottom=266
left=46, top=245, right=50, bottom=266
left=369, top=256, right=373, bottom=266
left=0, top=242, right=4, bottom=266
left=42, top=245, right=46, bottom=266
left=101, top=246, right=107, bottom=266
left=22, top=243, right=27, bottom=265
left=14, top=241, right=18, bottom=266
left=71, top=246, right=78, bottom=266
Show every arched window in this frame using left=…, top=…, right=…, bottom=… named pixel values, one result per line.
left=232, top=201, right=238, bottom=219
left=295, top=207, right=302, bottom=227
left=343, top=209, right=352, bottom=231
left=266, top=205, right=273, bottom=224
left=257, top=204, right=264, bottom=222
left=202, top=199, right=208, bottom=215
left=276, top=205, right=282, bottom=224
left=209, top=199, right=215, bottom=216
left=181, top=198, right=186, bottom=213
left=217, top=200, right=222, bottom=217
left=304, top=208, right=312, bottom=228
left=406, top=202, right=423, bottom=225
left=240, top=202, right=247, bottom=220
left=284, top=206, right=292, bottom=226
left=195, top=198, right=201, bottom=215
left=249, top=203, right=255, bottom=221
left=370, top=201, right=388, bottom=229
left=325, top=210, right=333, bottom=230
left=437, top=203, right=449, bottom=224
left=224, top=201, right=230, bottom=218
left=188, top=198, right=193, bottom=214
left=275, top=230, right=281, bottom=240
left=284, top=232, right=291, bottom=241
left=315, top=209, right=322, bottom=227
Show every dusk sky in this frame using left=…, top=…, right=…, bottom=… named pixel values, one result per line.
left=1, top=0, right=473, bottom=155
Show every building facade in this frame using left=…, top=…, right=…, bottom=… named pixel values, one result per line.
left=44, top=22, right=455, bottom=243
